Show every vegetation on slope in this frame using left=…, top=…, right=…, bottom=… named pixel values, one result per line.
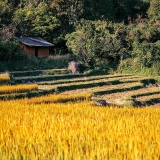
left=0, top=0, right=159, bottom=75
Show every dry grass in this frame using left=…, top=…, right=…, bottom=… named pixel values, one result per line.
left=61, top=82, right=142, bottom=95
left=136, top=94, right=160, bottom=101
left=38, top=74, right=134, bottom=85
left=96, top=85, right=160, bottom=105
left=0, top=95, right=160, bottom=159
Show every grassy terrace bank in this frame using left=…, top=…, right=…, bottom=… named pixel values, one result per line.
left=1, top=69, right=159, bottom=106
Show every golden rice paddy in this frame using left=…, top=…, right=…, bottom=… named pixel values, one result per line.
left=0, top=84, right=38, bottom=94
left=0, top=94, right=160, bottom=160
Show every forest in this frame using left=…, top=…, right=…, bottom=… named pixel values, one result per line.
left=0, top=0, right=159, bottom=75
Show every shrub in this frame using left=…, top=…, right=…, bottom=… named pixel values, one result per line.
left=132, top=41, right=160, bottom=68
left=66, top=20, right=124, bottom=69
left=0, top=40, right=25, bottom=60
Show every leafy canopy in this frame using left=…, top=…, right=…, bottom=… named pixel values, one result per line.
left=13, top=2, right=60, bottom=39
left=66, top=20, right=123, bottom=68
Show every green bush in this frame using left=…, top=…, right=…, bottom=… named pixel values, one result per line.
left=66, top=20, right=124, bottom=69
left=132, top=41, right=160, bottom=68
left=0, top=40, right=25, bottom=60
left=119, top=58, right=160, bottom=76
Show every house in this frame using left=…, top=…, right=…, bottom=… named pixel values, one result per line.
left=14, top=37, right=54, bottom=58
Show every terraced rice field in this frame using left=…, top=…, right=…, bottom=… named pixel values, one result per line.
left=1, top=69, right=159, bottom=107
left=0, top=70, right=160, bottom=159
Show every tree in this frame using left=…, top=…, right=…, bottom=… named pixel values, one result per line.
left=66, top=19, right=124, bottom=68
left=13, top=3, right=60, bottom=41
left=132, top=41, right=160, bottom=68
left=66, top=20, right=95, bottom=66
left=0, top=24, right=16, bottom=41
left=0, top=0, right=13, bottom=27
left=0, top=40, right=24, bottom=60
left=13, top=3, right=33, bottom=36
left=82, top=0, right=114, bottom=20
left=31, top=2, right=60, bottom=40
left=147, top=0, right=160, bottom=21
left=113, top=0, right=150, bottom=22
left=50, top=0, right=84, bottom=28
left=49, top=0, right=84, bottom=49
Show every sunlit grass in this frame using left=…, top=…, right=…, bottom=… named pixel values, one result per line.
left=0, top=84, right=38, bottom=94
left=27, top=93, right=92, bottom=104
left=0, top=94, right=160, bottom=159
left=0, top=72, right=10, bottom=82
left=136, top=94, right=160, bottom=101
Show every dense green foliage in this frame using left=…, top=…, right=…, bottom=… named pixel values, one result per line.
left=147, top=0, right=160, bottom=21
left=66, top=20, right=123, bottom=70
left=0, top=40, right=25, bottom=60
left=0, top=0, right=159, bottom=75
left=13, top=2, right=60, bottom=40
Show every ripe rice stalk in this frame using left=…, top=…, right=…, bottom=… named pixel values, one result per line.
left=0, top=99, right=160, bottom=159
left=0, top=84, right=38, bottom=94
left=27, top=93, right=92, bottom=104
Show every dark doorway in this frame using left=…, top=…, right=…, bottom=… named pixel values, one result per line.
left=35, top=47, right=39, bottom=57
